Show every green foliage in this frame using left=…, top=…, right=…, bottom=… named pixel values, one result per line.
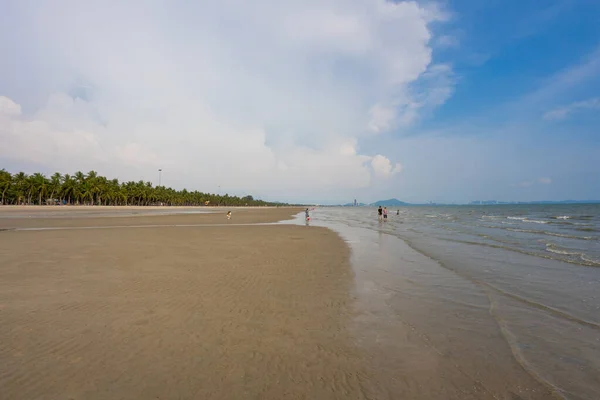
left=0, top=169, right=282, bottom=207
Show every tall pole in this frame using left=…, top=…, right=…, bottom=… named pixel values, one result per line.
left=158, top=169, right=162, bottom=187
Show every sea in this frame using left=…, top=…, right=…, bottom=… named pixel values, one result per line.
left=295, top=204, right=600, bottom=399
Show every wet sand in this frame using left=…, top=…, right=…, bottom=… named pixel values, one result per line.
left=0, top=208, right=377, bottom=399
left=0, top=207, right=560, bottom=399
left=0, top=206, right=299, bottom=229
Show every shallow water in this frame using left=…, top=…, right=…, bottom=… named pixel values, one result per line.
left=299, top=205, right=600, bottom=400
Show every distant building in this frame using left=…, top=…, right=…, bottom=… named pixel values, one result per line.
left=353, top=199, right=357, bottom=206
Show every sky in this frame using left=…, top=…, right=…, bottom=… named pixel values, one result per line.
left=0, top=0, right=599, bottom=204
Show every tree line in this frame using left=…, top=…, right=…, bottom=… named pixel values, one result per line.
left=0, top=169, right=284, bottom=207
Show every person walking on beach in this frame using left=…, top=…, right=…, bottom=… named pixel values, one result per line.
left=227, top=211, right=231, bottom=220
left=383, top=207, right=388, bottom=221
left=305, top=208, right=310, bottom=222
left=378, top=206, right=383, bottom=221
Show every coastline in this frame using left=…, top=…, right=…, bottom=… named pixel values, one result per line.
left=0, top=207, right=382, bottom=399
left=295, top=210, right=560, bottom=399
left=0, top=206, right=571, bottom=398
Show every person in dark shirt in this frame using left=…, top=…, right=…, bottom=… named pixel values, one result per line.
left=378, top=206, right=383, bottom=221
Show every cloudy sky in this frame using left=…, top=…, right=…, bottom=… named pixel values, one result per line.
left=1, top=0, right=599, bottom=204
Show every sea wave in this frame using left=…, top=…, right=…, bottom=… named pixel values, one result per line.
left=506, top=216, right=549, bottom=224
left=576, top=227, right=598, bottom=232
left=505, top=228, right=595, bottom=241
left=546, top=243, right=579, bottom=256
left=481, top=215, right=502, bottom=219
left=545, top=244, right=600, bottom=266
left=437, top=237, right=600, bottom=268
left=571, top=215, right=595, bottom=220
left=581, top=254, right=600, bottom=266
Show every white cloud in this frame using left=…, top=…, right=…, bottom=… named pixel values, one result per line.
left=368, top=63, right=454, bottom=131
left=339, top=139, right=358, bottom=156
left=539, top=177, right=552, bottom=184
left=0, top=95, right=105, bottom=169
left=543, top=98, right=600, bottom=120
left=368, top=104, right=397, bottom=133
left=0, top=96, right=21, bottom=116
left=371, top=155, right=402, bottom=177
left=0, top=0, right=453, bottom=202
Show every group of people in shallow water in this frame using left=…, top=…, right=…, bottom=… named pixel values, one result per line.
left=378, top=206, right=399, bottom=221
left=303, top=207, right=398, bottom=224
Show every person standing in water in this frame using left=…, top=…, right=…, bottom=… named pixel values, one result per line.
left=383, top=207, right=388, bottom=221
left=397, top=209, right=400, bottom=216
left=305, top=208, right=310, bottom=222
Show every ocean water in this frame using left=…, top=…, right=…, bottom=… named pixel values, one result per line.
left=300, top=204, right=600, bottom=399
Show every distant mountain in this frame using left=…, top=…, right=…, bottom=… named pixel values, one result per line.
left=370, top=198, right=411, bottom=206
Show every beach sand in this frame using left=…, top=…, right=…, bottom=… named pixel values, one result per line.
left=0, top=208, right=378, bottom=399
left=0, top=206, right=300, bottom=229
left=0, top=207, right=557, bottom=399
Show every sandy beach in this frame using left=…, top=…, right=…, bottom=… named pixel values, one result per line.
left=0, top=207, right=381, bottom=399
left=0, top=206, right=300, bottom=229
left=0, top=206, right=561, bottom=399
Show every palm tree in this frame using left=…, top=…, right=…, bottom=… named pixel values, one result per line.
left=23, top=175, right=38, bottom=205
left=87, top=171, right=98, bottom=180
left=0, top=169, right=284, bottom=207
left=95, top=176, right=107, bottom=205
left=119, top=184, right=129, bottom=206
left=74, top=171, right=86, bottom=183
left=0, top=169, right=11, bottom=205
left=86, top=171, right=99, bottom=205
left=80, top=181, right=94, bottom=205
left=49, top=172, right=63, bottom=203
left=61, top=174, right=76, bottom=205
left=11, top=172, right=27, bottom=205
left=31, top=173, right=49, bottom=205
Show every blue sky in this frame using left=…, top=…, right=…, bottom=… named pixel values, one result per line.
left=0, top=0, right=599, bottom=204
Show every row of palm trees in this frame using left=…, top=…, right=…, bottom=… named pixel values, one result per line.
left=0, top=169, right=283, bottom=207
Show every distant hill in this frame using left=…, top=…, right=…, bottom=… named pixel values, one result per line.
left=370, top=198, right=411, bottom=206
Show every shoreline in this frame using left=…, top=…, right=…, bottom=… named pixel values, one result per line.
left=0, top=207, right=381, bottom=399
left=301, top=209, right=560, bottom=399
left=0, top=207, right=568, bottom=398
